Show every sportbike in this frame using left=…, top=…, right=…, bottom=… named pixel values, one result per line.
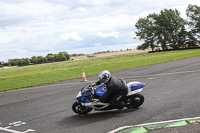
left=72, top=81, right=145, bottom=115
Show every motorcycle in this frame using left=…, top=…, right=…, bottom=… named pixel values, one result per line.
left=72, top=81, right=145, bottom=115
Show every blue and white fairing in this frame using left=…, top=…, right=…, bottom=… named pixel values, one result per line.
left=76, top=84, right=92, bottom=103
left=76, top=84, right=107, bottom=103
left=94, top=85, right=106, bottom=97
left=76, top=84, right=110, bottom=109
left=127, top=82, right=145, bottom=96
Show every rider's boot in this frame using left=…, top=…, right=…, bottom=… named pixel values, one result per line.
left=115, top=101, right=126, bottom=110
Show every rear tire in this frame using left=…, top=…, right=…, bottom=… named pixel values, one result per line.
left=125, top=94, right=144, bottom=108
left=72, top=101, right=93, bottom=115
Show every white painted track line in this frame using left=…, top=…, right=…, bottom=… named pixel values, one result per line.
left=0, top=127, right=24, bottom=133
left=123, top=69, right=200, bottom=79
left=135, top=116, right=200, bottom=127
left=108, top=116, right=200, bottom=133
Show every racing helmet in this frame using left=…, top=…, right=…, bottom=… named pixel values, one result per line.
left=98, top=70, right=111, bottom=84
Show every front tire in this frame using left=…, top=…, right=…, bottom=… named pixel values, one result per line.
left=72, top=101, right=93, bottom=115
left=126, top=94, right=144, bottom=108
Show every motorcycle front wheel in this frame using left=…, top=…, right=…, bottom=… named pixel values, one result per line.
left=125, top=93, right=144, bottom=109
left=72, top=101, right=93, bottom=115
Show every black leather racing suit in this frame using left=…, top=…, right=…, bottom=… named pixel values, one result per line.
left=95, top=76, right=128, bottom=109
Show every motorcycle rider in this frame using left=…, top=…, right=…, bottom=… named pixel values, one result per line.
left=90, top=70, right=128, bottom=109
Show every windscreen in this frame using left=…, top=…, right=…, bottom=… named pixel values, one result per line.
left=81, top=85, right=93, bottom=96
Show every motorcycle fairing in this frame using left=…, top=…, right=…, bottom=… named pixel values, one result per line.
left=130, top=82, right=145, bottom=91
left=127, top=82, right=145, bottom=96
left=95, top=85, right=106, bottom=97
left=82, top=102, right=109, bottom=109
left=76, top=87, right=93, bottom=103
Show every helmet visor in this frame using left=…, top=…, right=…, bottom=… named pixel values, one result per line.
left=99, top=77, right=105, bottom=83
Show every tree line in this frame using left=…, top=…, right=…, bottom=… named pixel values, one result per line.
left=1, top=52, right=70, bottom=66
left=135, top=4, right=200, bottom=51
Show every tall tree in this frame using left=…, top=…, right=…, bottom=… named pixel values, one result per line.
left=186, top=4, right=200, bottom=41
left=61, top=51, right=70, bottom=60
left=30, top=56, right=37, bottom=64
left=135, top=14, right=157, bottom=51
left=25, top=58, right=30, bottom=65
left=135, top=8, right=187, bottom=50
left=185, top=31, right=198, bottom=48
left=37, top=56, right=47, bottom=64
left=46, top=54, right=55, bottom=62
left=158, top=9, right=186, bottom=49
left=58, top=52, right=67, bottom=61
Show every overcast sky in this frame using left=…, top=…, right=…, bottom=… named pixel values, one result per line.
left=0, top=0, right=199, bottom=62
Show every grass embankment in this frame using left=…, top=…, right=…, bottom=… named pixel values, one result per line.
left=1, top=49, right=200, bottom=92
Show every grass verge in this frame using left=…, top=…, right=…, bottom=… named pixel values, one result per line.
left=0, top=49, right=200, bottom=92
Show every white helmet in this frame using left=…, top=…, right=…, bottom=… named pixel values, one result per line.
left=98, top=70, right=111, bottom=84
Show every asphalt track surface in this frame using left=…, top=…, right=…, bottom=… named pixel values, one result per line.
left=0, top=56, right=200, bottom=133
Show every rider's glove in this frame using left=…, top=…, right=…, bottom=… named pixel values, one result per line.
left=89, top=83, right=96, bottom=88
left=93, top=99, right=99, bottom=103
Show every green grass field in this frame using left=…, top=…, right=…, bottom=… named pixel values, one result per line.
left=1, top=49, right=200, bottom=92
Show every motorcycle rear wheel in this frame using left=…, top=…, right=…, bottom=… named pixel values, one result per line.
left=72, top=101, right=93, bottom=114
left=126, top=93, right=144, bottom=109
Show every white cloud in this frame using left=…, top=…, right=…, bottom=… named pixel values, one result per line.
left=79, top=0, right=111, bottom=5
left=77, top=7, right=87, bottom=11
left=60, top=32, right=83, bottom=41
left=16, top=48, right=28, bottom=53
left=1, top=0, right=200, bottom=62
left=0, top=36, right=11, bottom=44
left=94, top=43, right=102, bottom=46
left=97, top=31, right=119, bottom=38
left=0, top=1, right=66, bottom=18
